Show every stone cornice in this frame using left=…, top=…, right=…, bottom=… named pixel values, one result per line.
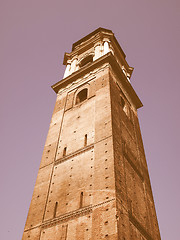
left=55, top=144, right=94, bottom=165
left=42, top=205, right=92, bottom=229
left=52, top=52, right=143, bottom=109
left=41, top=198, right=115, bottom=229
left=129, top=213, right=153, bottom=240
left=24, top=198, right=116, bottom=232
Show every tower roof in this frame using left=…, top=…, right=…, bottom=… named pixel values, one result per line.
left=71, top=27, right=126, bottom=59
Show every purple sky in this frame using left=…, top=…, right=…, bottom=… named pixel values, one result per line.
left=1, top=0, right=179, bottom=239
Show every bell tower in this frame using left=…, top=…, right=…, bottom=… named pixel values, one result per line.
left=22, top=28, right=161, bottom=240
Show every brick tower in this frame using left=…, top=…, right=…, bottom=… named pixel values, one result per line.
left=22, top=28, right=161, bottom=240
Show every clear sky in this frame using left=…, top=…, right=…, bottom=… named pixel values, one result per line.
left=0, top=0, right=179, bottom=239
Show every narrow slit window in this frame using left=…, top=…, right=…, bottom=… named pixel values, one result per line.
left=61, top=224, right=68, bottom=240
left=120, top=96, right=125, bottom=108
left=63, top=147, right=67, bottom=157
left=80, top=192, right=83, bottom=208
left=53, top=202, right=58, bottom=218
left=84, top=134, right=87, bottom=147
left=76, top=89, right=88, bottom=104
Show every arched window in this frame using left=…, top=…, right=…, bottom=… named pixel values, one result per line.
left=76, top=89, right=88, bottom=104
left=79, top=55, right=93, bottom=68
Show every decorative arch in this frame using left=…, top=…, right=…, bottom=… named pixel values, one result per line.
left=78, top=53, right=94, bottom=68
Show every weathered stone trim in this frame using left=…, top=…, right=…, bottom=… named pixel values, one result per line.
left=124, top=151, right=143, bottom=181
left=41, top=94, right=68, bottom=222
left=122, top=139, right=144, bottom=181
left=24, top=198, right=116, bottom=232
left=55, top=144, right=94, bottom=165
left=55, top=135, right=113, bottom=166
left=41, top=206, right=92, bottom=229
left=41, top=198, right=115, bottom=229
left=57, top=63, right=109, bottom=95
left=129, top=213, right=153, bottom=240
left=121, top=119, right=135, bottom=141
left=39, top=162, right=53, bottom=170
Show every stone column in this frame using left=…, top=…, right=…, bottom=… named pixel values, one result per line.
left=103, top=40, right=110, bottom=55
left=70, top=57, right=78, bottom=74
left=63, top=61, right=71, bottom=78
left=93, top=43, right=101, bottom=61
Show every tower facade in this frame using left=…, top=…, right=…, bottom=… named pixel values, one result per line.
left=22, top=28, right=161, bottom=240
